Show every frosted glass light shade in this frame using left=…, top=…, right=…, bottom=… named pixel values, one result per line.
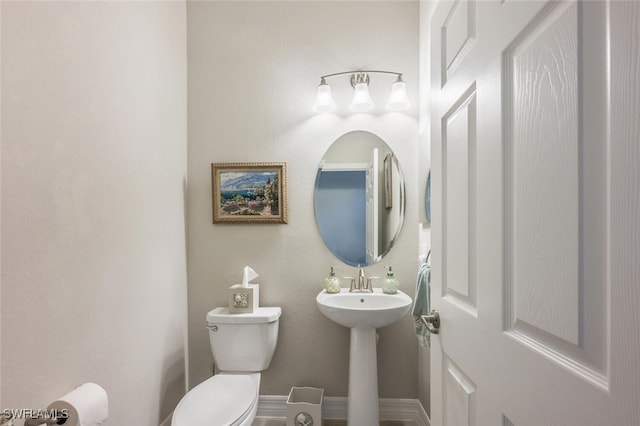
left=385, top=80, right=410, bottom=111
left=313, top=83, right=337, bottom=113
left=350, top=83, right=375, bottom=112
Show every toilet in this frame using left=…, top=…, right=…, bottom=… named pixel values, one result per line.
left=172, top=306, right=282, bottom=426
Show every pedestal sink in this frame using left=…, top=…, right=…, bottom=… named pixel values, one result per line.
left=316, top=288, right=412, bottom=425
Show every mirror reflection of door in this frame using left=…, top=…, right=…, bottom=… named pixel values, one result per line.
left=315, top=165, right=367, bottom=266
left=314, top=131, right=405, bottom=267
left=365, top=148, right=379, bottom=265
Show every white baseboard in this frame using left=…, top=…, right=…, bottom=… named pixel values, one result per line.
left=256, top=395, right=430, bottom=425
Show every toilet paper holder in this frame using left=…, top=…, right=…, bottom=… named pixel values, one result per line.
left=22, top=382, right=108, bottom=426
left=23, top=413, right=67, bottom=426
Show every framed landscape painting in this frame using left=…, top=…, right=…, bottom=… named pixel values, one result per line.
left=212, top=162, right=288, bottom=224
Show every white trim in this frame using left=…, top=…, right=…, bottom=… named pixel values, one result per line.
left=414, top=400, right=431, bottom=426
left=256, top=395, right=430, bottom=425
left=320, top=162, right=369, bottom=172
left=254, top=395, right=286, bottom=418
left=323, top=396, right=348, bottom=419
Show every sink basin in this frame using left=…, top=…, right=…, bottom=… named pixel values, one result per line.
left=316, top=287, right=413, bottom=424
left=316, top=287, right=412, bottom=329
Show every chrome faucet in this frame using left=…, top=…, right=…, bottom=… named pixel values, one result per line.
left=357, top=268, right=366, bottom=291
left=345, top=268, right=378, bottom=292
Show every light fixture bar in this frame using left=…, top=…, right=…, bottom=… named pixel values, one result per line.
left=319, top=70, right=403, bottom=80
left=312, top=69, right=409, bottom=113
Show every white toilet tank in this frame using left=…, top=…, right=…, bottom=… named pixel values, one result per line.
left=206, top=307, right=282, bottom=372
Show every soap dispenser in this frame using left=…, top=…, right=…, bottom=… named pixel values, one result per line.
left=382, top=266, right=400, bottom=294
left=324, top=266, right=341, bottom=293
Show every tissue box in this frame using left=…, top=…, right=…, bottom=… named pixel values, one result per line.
left=228, top=284, right=259, bottom=314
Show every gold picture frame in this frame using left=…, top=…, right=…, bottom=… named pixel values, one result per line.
left=212, top=162, right=288, bottom=224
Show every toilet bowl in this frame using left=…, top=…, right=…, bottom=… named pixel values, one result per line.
left=171, top=373, right=259, bottom=426
left=171, top=307, right=281, bottom=426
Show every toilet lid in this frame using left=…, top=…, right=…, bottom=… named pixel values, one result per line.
left=172, top=375, right=257, bottom=426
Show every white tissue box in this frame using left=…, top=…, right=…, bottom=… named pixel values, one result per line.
left=228, top=284, right=259, bottom=314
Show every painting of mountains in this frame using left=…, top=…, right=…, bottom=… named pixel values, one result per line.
left=220, top=172, right=275, bottom=192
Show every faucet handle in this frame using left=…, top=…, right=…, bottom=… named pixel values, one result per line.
left=344, top=277, right=356, bottom=292
left=365, top=276, right=379, bottom=291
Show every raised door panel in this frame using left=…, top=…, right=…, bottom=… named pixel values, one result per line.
left=442, top=0, right=477, bottom=85
left=444, top=357, right=476, bottom=426
left=503, top=1, right=608, bottom=387
left=442, top=85, right=477, bottom=313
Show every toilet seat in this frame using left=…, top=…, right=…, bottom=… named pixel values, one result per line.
left=171, top=374, right=258, bottom=426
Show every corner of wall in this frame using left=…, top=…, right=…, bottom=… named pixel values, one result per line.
left=418, top=0, right=438, bottom=417
left=0, top=0, right=3, bottom=410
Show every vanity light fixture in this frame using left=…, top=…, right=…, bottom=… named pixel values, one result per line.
left=312, top=70, right=410, bottom=113
left=312, top=77, right=337, bottom=113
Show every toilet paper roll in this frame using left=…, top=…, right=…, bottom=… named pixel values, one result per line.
left=47, top=383, right=108, bottom=426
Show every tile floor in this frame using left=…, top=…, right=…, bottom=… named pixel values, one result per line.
left=252, top=418, right=416, bottom=426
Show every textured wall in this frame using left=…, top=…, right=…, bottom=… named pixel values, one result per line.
left=187, top=1, right=420, bottom=398
left=1, top=2, right=188, bottom=424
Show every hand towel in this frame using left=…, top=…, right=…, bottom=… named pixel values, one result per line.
left=412, top=262, right=431, bottom=347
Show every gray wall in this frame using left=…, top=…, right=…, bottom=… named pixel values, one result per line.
left=1, top=2, right=188, bottom=424
left=187, top=1, right=420, bottom=398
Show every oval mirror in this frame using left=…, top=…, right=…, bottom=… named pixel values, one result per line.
left=314, top=131, right=405, bottom=266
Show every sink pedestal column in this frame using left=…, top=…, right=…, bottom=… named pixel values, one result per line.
left=348, top=326, right=379, bottom=425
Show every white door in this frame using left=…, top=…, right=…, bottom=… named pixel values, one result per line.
left=429, top=1, right=640, bottom=425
